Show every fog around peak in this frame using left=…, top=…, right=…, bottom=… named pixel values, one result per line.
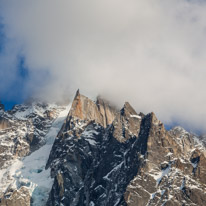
left=1, top=0, right=206, bottom=132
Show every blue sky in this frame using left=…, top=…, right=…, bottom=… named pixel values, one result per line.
left=0, top=23, right=21, bottom=109
left=0, top=22, right=50, bottom=110
left=1, top=57, right=29, bottom=110
left=0, top=22, right=28, bottom=110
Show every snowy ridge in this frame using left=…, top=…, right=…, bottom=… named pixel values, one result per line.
left=12, top=104, right=71, bottom=205
left=0, top=102, right=64, bottom=170
left=0, top=102, right=71, bottom=205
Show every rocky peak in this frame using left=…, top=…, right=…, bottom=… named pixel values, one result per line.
left=60, top=90, right=118, bottom=138
left=44, top=92, right=206, bottom=206
left=133, top=111, right=183, bottom=174
left=67, top=90, right=109, bottom=126
left=121, top=102, right=137, bottom=116
left=112, top=102, right=142, bottom=142
left=169, top=126, right=195, bottom=155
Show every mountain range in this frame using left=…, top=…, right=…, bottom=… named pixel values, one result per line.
left=0, top=90, right=206, bottom=206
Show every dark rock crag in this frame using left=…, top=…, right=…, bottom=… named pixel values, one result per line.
left=46, top=91, right=206, bottom=206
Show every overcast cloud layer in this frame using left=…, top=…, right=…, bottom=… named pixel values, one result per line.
left=1, top=0, right=206, bottom=132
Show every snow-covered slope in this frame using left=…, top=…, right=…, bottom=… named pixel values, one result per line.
left=0, top=102, right=71, bottom=205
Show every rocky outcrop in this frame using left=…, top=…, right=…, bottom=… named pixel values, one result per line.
left=46, top=97, right=142, bottom=205
left=46, top=91, right=206, bottom=206
left=0, top=187, right=31, bottom=206
left=124, top=121, right=206, bottom=206
left=0, top=117, right=11, bottom=130
left=54, top=90, right=117, bottom=140
left=169, top=126, right=195, bottom=155
left=65, top=90, right=117, bottom=127
left=68, top=90, right=104, bottom=124
left=96, top=96, right=117, bottom=127
left=193, top=151, right=206, bottom=184
left=112, top=102, right=142, bottom=142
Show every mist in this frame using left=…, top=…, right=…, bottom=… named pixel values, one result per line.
left=1, top=0, right=206, bottom=132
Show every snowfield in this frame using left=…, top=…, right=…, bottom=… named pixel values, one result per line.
left=0, top=104, right=71, bottom=205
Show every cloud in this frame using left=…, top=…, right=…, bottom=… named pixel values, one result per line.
left=1, top=0, right=206, bottom=132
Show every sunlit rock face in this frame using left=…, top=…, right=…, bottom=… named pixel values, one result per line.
left=46, top=91, right=206, bottom=206
left=0, top=117, right=12, bottom=130
left=64, top=90, right=117, bottom=129
left=0, top=187, right=31, bottom=206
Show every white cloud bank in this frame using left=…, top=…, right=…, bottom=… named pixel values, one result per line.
left=1, top=0, right=206, bottom=132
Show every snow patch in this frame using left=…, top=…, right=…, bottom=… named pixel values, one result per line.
left=103, top=162, right=124, bottom=181
left=81, top=129, right=99, bottom=146
left=130, top=114, right=141, bottom=119
left=150, top=166, right=171, bottom=186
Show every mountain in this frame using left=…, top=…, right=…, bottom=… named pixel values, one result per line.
left=0, top=91, right=206, bottom=206
left=0, top=101, right=71, bottom=206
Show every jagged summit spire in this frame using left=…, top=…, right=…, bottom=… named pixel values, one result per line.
left=68, top=90, right=117, bottom=127
left=67, top=90, right=118, bottom=127
left=121, top=102, right=137, bottom=116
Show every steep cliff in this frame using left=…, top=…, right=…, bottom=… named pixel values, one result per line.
left=46, top=91, right=206, bottom=206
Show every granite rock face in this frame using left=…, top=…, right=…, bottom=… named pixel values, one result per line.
left=46, top=92, right=206, bottom=206
left=65, top=90, right=117, bottom=128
